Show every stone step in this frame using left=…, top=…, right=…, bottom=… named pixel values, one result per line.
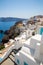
left=9, top=54, right=15, bottom=62
left=11, top=52, right=15, bottom=57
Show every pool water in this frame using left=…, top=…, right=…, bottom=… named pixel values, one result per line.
left=0, top=58, right=2, bottom=62
left=40, top=27, right=43, bottom=35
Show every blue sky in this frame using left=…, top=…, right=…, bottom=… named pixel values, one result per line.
left=0, top=0, right=43, bottom=18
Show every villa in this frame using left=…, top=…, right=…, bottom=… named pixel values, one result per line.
left=14, top=25, right=43, bottom=65
left=0, top=21, right=43, bottom=65
left=15, top=34, right=43, bottom=65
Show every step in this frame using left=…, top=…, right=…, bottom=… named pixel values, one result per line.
left=9, top=54, right=15, bottom=62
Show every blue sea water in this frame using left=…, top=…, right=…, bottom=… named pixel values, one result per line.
left=40, top=27, right=43, bottom=35
left=0, top=21, right=16, bottom=31
left=0, top=21, right=16, bottom=42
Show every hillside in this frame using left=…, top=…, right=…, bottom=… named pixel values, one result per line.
left=30, top=15, right=43, bottom=19
left=2, top=20, right=24, bottom=43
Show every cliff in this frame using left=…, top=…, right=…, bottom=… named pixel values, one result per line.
left=2, top=20, right=23, bottom=43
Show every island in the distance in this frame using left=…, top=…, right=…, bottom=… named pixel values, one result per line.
left=0, top=17, right=26, bottom=22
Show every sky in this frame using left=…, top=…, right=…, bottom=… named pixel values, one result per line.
left=0, top=0, right=43, bottom=18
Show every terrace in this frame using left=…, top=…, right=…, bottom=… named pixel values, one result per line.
left=1, top=52, right=16, bottom=65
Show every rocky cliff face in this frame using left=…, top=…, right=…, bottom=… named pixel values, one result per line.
left=2, top=20, right=23, bottom=43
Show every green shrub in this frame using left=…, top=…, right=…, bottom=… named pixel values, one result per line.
left=0, top=45, right=5, bottom=50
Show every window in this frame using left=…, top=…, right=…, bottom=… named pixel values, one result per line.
left=24, top=62, right=28, bottom=65
left=17, top=59, right=19, bottom=64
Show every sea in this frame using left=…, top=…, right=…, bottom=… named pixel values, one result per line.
left=0, top=21, right=17, bottom=43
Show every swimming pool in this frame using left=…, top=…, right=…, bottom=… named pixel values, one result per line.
left=40, top=27, right=43, bottom=35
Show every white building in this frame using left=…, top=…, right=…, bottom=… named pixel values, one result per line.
left=29, top=24, right=36, bottom=30
left=15, top=34, right=43, bottom=65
